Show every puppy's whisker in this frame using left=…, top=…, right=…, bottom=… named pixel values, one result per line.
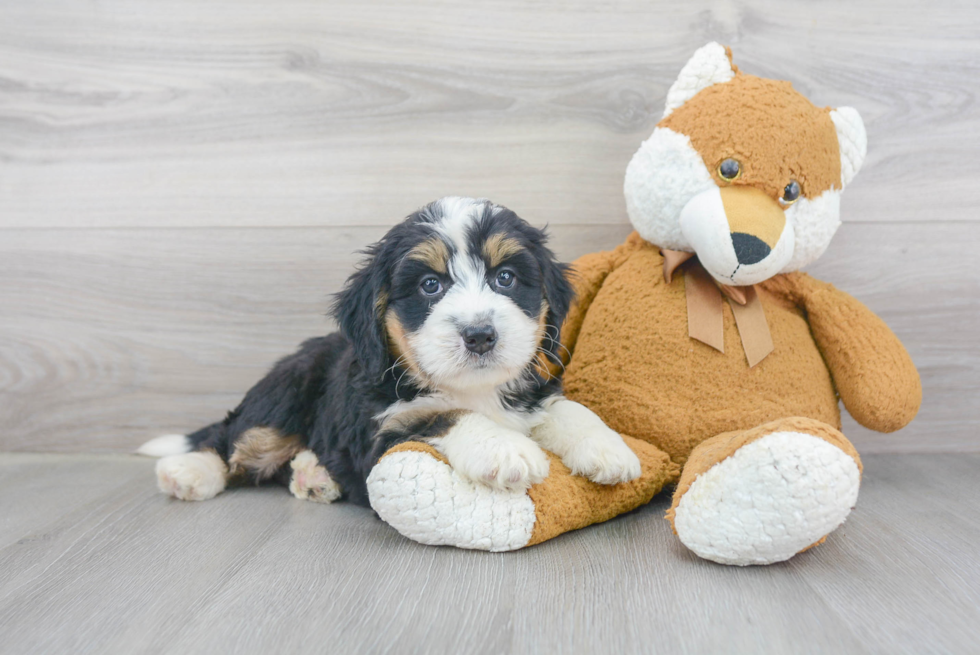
left=383, top=353, right=409, bottom=380
left=535, top=347, right=566, bottom=375
left=394, top=366, right=411, bottom=400
left=543, top=324, right=572, bottom=360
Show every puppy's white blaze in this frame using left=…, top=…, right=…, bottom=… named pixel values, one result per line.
left=532, top=397, right=641, bottom=485
left=429, top=413, right=550, bottom=491
left=156, top=452, right=227, bottom=501
left=137, top=434, right=191, bottom=457
left=432, top=196, right=481, bottom=253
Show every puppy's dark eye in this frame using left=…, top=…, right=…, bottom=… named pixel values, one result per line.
left=718, top=158, right=741, bottom=181
left=495, top=269, right=515, bottom=289
left=780, top=180, right=801, bottom=205
left=419, top=276, right=443, bottom=296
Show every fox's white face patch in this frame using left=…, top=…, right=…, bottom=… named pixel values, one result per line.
left=625, top=126, right=845, bottom=284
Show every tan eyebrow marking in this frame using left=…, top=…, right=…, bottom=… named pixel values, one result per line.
left=482, top=233, right=525, bottom=268
left=407, top=237, right=450, bottom=274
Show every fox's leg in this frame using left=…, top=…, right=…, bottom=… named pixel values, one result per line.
left=366, top=435, right=678, bottom=552
left=667, top=417, right=862, bottom=566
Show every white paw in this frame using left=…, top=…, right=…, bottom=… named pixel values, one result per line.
left=156, top=451, right=227, bottom=501
left=289, top=450, right=341, bottom=503
left=561, top=429, right=642, bottom=485
left=531, top=397, right=641, bottom=485
left=432, top=414, right=550, bottom=492
left=673, top=431, right=861, bottom=566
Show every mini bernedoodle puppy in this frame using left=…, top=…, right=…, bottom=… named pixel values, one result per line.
left=139, top=197, right=641, bottom=505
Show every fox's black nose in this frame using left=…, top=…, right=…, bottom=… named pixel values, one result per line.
left=731, top=232, right=771, bottom=265
left=462, top=325, right=497, bottom=354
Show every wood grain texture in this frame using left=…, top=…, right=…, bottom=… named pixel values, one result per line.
left=0, top=0, right=978, bottom=228
left=0, top=452, right=977, bottom=654
left=1, top=222, right=977, bottom=454
left=0, top=0, right=977, bottom=455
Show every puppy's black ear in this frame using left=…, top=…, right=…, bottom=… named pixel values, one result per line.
left=533, top=232, right=575, bottom=364
left=332, top=244, right=389, bottom=381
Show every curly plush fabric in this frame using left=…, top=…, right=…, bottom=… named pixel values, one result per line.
left=667, top=418, right=862, bottom=565
left=369, top=437, right=677, bottom=551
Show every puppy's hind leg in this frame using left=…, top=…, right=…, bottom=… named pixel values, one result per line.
left=156, top=450, right=229, bottom=501
left=143, top=425, right=228, bottom=501
left=288, top=450, right=342, bottom=503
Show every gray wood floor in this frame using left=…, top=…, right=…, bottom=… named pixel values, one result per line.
left=0, top=452, right=977, bottom=655
left=1, top=0, right=978, bottom=455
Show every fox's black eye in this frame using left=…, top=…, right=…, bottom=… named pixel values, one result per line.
left=420, top=276, right=443, bottom=296
left=781, top=180, right=801, bottom=205
left=495, top=269, right=515, bottom=289
left=718, top=158, right=741, bottom=181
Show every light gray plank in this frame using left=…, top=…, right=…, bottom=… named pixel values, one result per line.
left=0, top=453, right=150, bottom=551
left=0, top=453, right=978, bottom=654
left=0, top=222, right=975, bottom=455
left=0, top=0, right=977, bottom=229
left=786, top=454, right=980, bottom=653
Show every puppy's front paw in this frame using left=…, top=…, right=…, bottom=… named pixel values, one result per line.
left=562, top=430, right=642, bottom=486
left=469, top=437, right=550, bottom=492
left=435, top=415, right=550, bottom=492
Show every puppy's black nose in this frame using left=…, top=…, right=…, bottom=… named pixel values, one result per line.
left=462, top=325, right=497, bottom=354
left=731, top=232, right=772, bottom=266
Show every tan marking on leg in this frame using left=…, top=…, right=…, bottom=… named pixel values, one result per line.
left=482, top=233, right=525, bottom=268
left=289, top=450, right=342, bottom=503
left=407, top=236, right=450, bottom=273
left=229, top=427, right=304, bottom=481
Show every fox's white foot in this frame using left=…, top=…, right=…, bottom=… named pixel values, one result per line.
left=367, top=446, right=536, bottom=552
left=672, top=430, right=861, bottom=566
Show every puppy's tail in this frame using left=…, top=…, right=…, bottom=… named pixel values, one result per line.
left=136, top=434, right=192, bottom=457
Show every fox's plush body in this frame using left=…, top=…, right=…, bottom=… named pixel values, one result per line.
left=367, top=44, right=921, bottom=564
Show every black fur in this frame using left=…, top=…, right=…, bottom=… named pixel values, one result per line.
left=184, top=199, right=573, bottom=507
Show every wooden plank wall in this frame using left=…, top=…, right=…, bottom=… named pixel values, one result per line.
left=1, top=0, right=977, bottom=453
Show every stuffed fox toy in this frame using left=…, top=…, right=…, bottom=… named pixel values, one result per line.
left=367, top=43, right=922, bottom=565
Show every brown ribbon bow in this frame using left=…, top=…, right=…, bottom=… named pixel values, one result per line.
left=662, top=249, right=774, bottom=368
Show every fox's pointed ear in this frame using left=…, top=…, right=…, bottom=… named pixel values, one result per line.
left=829, top=106, right=868, bottom=188
left=662, top=42, right=736, bottom=118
